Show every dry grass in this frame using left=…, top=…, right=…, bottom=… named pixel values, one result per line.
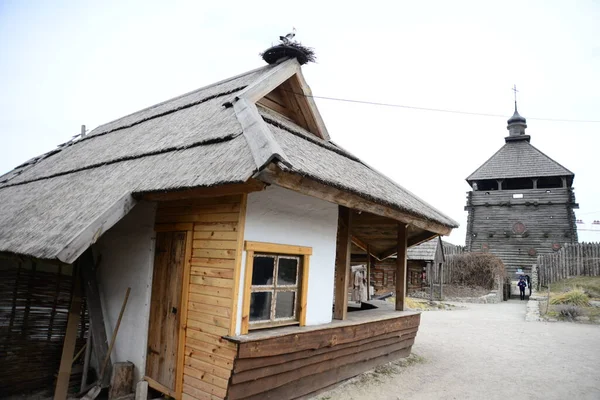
left=550, top=289, right=590, bottom=307
left=549, top=276, right=600, bottom=299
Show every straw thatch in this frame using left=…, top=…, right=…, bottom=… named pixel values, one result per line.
left=407, top=237, right=441, bottom=261
left=258, top=107, right=457, bottom=228
left=0, top=60, right=457, bottom=261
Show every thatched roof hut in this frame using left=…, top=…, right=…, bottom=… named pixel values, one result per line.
left=0, top=58, right=457, bottom=263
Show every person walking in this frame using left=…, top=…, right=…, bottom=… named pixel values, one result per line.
left=518, top=276, right=527, bottom=300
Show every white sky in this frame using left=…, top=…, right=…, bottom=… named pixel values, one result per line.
left=1, top=0, right=599, bottom=245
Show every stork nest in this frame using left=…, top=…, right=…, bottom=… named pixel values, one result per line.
left=261, top=42, right=316, bottom=65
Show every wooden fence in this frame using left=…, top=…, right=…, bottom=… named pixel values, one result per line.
left=428, top=243, right=465, bottom=284
left=0, top=256, right=87, bottom=395
left=537, top=242, right=600, bottom=287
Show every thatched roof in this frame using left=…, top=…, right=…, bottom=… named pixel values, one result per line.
left=0, top=59, right=457, bottom=262
left=467, top=140, right=573, bottom=182
left=407, top=237, right=442, bottom=261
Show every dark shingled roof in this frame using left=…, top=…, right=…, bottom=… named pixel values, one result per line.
left=0, top=60, right=457, bottom=260
left=467, top=140, right=574, bottom=181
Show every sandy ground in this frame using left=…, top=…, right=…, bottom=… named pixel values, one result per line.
left=315, top=300, right=600, bottom=400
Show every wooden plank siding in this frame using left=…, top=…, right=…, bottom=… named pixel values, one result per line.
left=465, top=188, right=578, bottom=275
left=154, top=195, right=246, bottom=400
left=225, top=313, right=420, bottom=400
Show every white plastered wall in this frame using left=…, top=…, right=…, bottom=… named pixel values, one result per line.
left=236, top=185, right=338, bottom=335
left=94, top=201, right=156, bottom=382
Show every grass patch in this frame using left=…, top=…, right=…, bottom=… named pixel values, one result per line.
left=405, top=297, right=430, bottom=310
left=550, top=289, right=590, bottom=307
left=549, top=276, right=600, bottom=299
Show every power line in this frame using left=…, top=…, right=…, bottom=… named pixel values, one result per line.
left=285, top=90, right=600, bottom=123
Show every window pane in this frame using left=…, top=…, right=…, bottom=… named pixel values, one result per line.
left=250, top=292, right=272, bottom=321
left=252, top=256, right=274, bottom=285
left=277, top=257, right=298, bottom=285
left=275, top=291, right=295, bottom=319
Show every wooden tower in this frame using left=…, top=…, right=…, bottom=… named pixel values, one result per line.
left=464, top=104, right=578, bottom=276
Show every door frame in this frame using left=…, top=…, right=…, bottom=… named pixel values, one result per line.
left=144, top=229, right=193, bottom=399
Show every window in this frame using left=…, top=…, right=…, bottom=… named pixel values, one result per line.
left=242, top=241, right=311, bottom=333
left=250, top=254, right=299, bottom=323
left=513, top=193, right=524, bottom=199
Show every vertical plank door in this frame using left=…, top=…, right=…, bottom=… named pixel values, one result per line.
left=146, top=231, right=187, bottom=392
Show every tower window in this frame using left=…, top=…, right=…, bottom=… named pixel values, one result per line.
left=504, top=178, right=533, bottom=190
left=538, top=176, right=562, bottom=189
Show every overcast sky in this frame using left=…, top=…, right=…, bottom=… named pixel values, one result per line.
left=1, top=0, right=599, bottom=245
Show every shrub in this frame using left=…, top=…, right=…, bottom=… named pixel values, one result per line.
left=550, top=289, right=590, bottom=307
left=445, top=253, right=506, bottom=289
left=555, top=304, right=583, bottom=320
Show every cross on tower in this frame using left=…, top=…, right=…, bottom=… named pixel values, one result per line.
left=512, top=84, right=519, bottom=111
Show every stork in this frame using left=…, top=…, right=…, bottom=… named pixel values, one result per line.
left=279, top=27, right=296, bottom=45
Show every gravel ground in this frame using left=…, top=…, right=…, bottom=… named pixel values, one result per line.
left=316, top=300, right=600, bottom=400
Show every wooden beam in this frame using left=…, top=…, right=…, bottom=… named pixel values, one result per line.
left=255, top=164, right=453, bottom=237
left=299, top=254, right=310, bottom=326
left=233, top=98, right=292, bottom=170
left=294, top=69, right=331, bottom=140
left=234, top=58, right=300, bottom=103
left=377, top=231, right=439, bottom=260
left=229, top=194, right=248, bottom=335
left=351, top=235, right=369, bottom=253
left=54, top=267, right=82, bottom=400
left=80, top=250, right=112, bottom=387
left=175, top=230, right=193, bottom=399
left=244, top=241, right=312, bottom=255
left=366, top=247, right=373, bottom=301
left=57, top=193, right=137, bottom=263
left=139, top=180, right=265, bottom=202
left=334, top=206, right=352, bottom=320
left=396, top=224, right=408, bottom=311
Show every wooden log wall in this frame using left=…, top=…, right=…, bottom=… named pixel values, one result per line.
left=537, top=242, right=600, bottom=288
left=226, top=313, right=420, bottom=400
left=465, top=187, right=578, bottom=275
left=0, top=257, right=88, bottom=395
left=155, top=194, right=246, bottom=400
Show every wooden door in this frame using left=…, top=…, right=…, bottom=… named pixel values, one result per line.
left=146, top=231, right=187, bottom=392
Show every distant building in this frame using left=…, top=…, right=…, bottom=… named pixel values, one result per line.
left=465, top=105, right=578, bottom=275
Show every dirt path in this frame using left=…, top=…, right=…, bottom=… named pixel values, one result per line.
left=316, top=300, right=600, bottom=400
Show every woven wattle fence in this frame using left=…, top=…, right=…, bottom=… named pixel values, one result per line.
left=0, top=256, right=88, bottom=395
left=537, top=242, right=600, bottom=287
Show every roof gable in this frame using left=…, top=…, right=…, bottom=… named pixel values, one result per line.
left=0, top=58, right=458, bottom=262
left=232, top=59, right=329, bottom=140
left=467, top=140, right=574, bottom=181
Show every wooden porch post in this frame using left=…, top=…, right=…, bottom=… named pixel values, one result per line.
left=427, top=262, right=433, bottom=301
left=439, top=263, right=444, bottom=300
left=334, top=206, right=352, bottom=320
left=396, top=224, right=408, bottom=311
left=366, top=246, right=373, bottom=301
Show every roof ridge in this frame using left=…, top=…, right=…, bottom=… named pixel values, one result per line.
left=0, top=133, right=243, bottom=190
